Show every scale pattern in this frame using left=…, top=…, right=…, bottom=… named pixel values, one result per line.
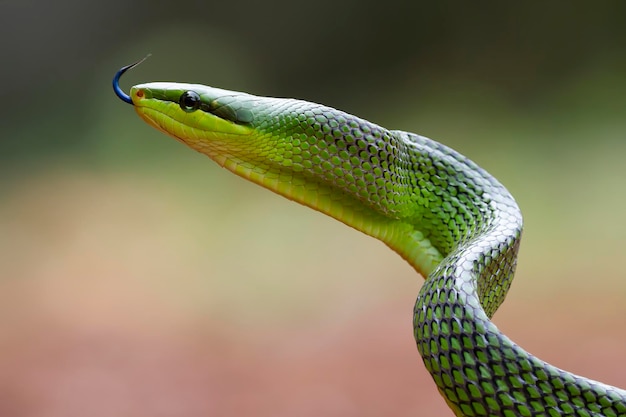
left=125, top=80, right=626, bottom=416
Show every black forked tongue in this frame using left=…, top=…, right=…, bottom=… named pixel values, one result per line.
left=112, top=54, right=151, bottom=104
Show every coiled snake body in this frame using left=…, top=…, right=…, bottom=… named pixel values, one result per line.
left=114, top=60, right=626, bottom=416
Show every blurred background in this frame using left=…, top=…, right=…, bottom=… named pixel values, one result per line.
left=1, top=1, right=625, bottom=416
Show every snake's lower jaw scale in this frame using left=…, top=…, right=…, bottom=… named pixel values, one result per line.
left=115, top=65, right=626, bottom=415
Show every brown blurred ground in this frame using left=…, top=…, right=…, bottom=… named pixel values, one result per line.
left=0, top=169, right=624, bottom=417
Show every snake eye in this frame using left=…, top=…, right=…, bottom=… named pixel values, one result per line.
left=179, top=91, right=201, bottom=112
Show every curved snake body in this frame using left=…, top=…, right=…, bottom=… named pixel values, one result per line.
left=113, top=62, right=626, bottom=416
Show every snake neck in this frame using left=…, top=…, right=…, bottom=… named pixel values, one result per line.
left=245, top=101, right=523, bottom=283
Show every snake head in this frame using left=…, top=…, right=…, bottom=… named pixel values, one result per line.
left=128, top=82, right=256, bottom=156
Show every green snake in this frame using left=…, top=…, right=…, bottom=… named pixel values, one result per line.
left=113, top=58, right=626, bottom=416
